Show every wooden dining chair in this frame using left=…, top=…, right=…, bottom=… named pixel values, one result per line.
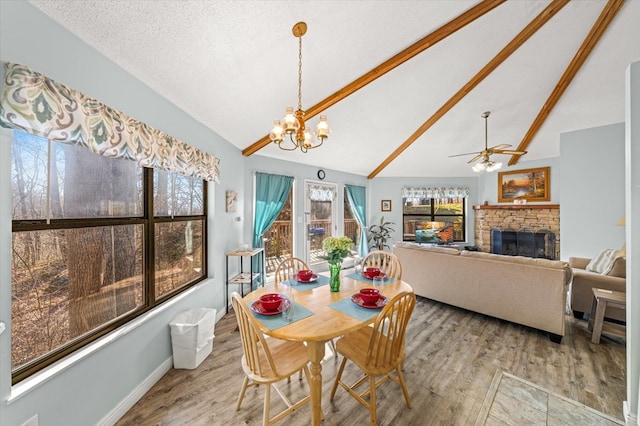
left=231, top=292, right=312, bottom=425
left=330, top=291, right=416, bottom=425
left=274, top=257, right=309, bottom=285
left=274, top=257, right=337, bottom=356
left=362, top=250, right=403, bottom=280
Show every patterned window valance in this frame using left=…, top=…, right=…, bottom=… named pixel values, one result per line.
left=309, top=184, right=336, bottom=201
left=401, top=186, right=470, bottom=199
left=0, top=62, right=220, bottom=182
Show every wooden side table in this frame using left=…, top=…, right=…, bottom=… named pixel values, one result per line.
left=588, top=288, right=626, bottom=344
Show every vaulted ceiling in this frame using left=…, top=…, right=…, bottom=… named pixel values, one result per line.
left=28, top=0, right=640, bottom=178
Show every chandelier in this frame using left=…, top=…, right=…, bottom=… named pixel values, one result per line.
left=269, top=22, right=330, bottom=153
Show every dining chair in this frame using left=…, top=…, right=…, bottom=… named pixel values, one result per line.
left=362, top=250, right=403, bottom=280
left=329, top=291, right=416, bottom=425
left=274, top=257, right=338, bottom=356
left=231, top=292, right=312, bottom=425
left=274, top=257, right=309, bottom=285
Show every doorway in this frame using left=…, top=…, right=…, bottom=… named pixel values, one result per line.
left=305, top=181, right=337, bottom=269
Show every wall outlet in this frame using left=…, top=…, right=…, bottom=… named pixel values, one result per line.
left=21, top=414, right=38, bottom=426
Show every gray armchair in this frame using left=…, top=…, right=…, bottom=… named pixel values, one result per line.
left=570, top=257, right=626, bottom=322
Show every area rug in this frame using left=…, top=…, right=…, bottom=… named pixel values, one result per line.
left=474, top=370, right=624, bottom=425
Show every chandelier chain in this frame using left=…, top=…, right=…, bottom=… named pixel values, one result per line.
left=297, top=34, right=303, bottom=111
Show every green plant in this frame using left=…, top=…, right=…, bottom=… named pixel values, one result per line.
left=367, top=217, right=395, bottom=251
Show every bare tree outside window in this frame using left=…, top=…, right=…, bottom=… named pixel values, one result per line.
left=10, top=130, right=206, bottom=382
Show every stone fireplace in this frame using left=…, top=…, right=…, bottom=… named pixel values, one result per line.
left=473, top=204, right=560, bottom=260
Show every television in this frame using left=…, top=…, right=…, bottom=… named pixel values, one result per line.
left=415, top=221, right=454, bottom=245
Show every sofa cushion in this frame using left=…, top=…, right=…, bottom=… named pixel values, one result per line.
left=606, top=256, right=626, bottom=278
left=586, top=249, right=618, bottom=274
left=460, top=251, right=564, bottom=268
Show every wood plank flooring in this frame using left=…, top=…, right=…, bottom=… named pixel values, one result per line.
left=115, top=296, right=626, bottom=425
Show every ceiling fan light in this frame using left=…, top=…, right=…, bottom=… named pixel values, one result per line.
left=472, top=162, right=486, bottom=172
left=487, top=161, right=503, bottom=172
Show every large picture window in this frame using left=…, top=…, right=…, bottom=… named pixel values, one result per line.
left=402, top=196, right=466, bottom=243
left=10, top=130, right=207, bottom=383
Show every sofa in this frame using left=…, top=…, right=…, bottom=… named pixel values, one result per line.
left=393, top=242, right=573, bottom=342
left=569, top=255, right=626, bottom=322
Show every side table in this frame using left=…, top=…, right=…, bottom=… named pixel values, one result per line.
left=225, top=248, right=265, bottom=313
left=588, top=288, right=626, bottom=344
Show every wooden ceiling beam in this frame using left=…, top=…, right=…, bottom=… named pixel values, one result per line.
left=242, top=0, right=506, bottom=157
left=368, top=0, right=570, bottom=179
left=507, top=0, right=627, bottom=166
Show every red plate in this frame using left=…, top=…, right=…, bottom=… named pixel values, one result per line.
left=251, top=298, right=291, bottom=316
left=362, top=271, right=387, bottom=280
left=351, top=293, right=388, bottom=309
left=297, top=274, right=319, bottom=283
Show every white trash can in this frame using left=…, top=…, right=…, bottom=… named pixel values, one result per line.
left=169, top=307, right=216, bottom=369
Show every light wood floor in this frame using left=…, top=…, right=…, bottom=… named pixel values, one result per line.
left=116, top=296, right=626, bottom=425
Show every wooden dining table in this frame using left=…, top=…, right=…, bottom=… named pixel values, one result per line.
left=242, top=270, right=413, bottom=425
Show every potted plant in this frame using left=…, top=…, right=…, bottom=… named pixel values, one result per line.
left=368, top=217, right=395, bottom=251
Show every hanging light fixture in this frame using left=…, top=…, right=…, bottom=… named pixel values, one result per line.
left=471, top=111, right=502, bottom=172
left=269, top=22, right=330, bottom=153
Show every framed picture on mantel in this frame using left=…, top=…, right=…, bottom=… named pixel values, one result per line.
left=498, top=167, right=550, bottom=203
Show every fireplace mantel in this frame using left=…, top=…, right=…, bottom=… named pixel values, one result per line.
left=473, top=204, right=559, bottom=210
left=473, top=204, right=560, bottom=259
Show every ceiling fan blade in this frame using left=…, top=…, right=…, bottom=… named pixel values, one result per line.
left=488, top=144, right=512, bottom=150
left=466, top=153, right=483, bottom=164
left=494, top=149, right=527, bottom=155
left=448, top=151, right=481, bottom=158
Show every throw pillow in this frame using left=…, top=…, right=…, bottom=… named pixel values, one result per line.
left=586, top=249, right=617, bottom=274
left=606, top=256, right=626, bottom=278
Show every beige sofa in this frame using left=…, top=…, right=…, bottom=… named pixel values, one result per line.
left=569, top=256, right=626, bottom=322
left=393, top=242, right=573, bottom=343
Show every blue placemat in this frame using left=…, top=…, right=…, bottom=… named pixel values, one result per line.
left=248, top=300, right=314, bottom=331
left=329, top=296, right=383, bottom=322
left=346, top=272, right=397, bottom=285
left=282, top=274, right=330, bottom=291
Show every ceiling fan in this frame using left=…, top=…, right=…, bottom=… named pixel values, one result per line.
left=449, top=111, right=527, bottom=172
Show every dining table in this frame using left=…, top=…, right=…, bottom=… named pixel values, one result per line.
left=242, top=269, right=414, bottom=425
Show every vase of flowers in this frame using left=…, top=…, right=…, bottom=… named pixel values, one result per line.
left=322, top=236, right=353, bottom=292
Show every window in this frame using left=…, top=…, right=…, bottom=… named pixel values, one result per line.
left=10, top=130, right=207, bottom=383
left=402, top=196, right=465, bottom=243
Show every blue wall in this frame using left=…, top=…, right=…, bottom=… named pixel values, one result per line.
left=560, top=123, right=625, bottom=259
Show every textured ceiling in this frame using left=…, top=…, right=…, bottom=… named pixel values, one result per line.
left=28, top=0, right=640, bottom=178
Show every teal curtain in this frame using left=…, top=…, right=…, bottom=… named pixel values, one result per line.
left=345, top=184, right=368, bottom=257
left=253, top=172, right=294, bottom=251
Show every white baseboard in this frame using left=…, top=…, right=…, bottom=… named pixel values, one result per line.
left=97, top=357, right=173, bottom=426
left=624, top=401, right=638, bottom=426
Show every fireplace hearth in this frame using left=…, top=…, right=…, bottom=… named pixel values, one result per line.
left=491, top=228, right=557, bottom=260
